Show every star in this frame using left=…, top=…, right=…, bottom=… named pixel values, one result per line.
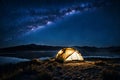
left=2, top=0, right=109, bottom=41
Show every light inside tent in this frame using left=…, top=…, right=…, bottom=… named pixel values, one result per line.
left=56, top=48, right=84, bottom=62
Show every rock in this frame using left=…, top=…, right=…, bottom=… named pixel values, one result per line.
left=32, top=58, right=41, bottom=63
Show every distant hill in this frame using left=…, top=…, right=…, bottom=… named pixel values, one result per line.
left=0, top=44, right=64, bottom=52
left=0, top=44, right=120, bottom=53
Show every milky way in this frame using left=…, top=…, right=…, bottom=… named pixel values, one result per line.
left=22, top=1, right=107, bottom=33
left=1, top=0, right=120, bottom=48
left=1, top=0, right=109, bottom=41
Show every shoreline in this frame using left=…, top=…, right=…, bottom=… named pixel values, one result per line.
left=0, top=56, right=120, bottom=65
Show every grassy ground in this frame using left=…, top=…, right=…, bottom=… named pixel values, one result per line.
left=0, top=58, right=120, bottom=80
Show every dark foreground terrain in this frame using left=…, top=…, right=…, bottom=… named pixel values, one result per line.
left=0, top=58, right=120, bottom=80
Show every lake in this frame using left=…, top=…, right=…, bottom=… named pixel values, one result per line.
left=0, top=51, right=120, bottom=65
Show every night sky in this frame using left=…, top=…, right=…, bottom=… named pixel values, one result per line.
left=0, top=0, right=120, bottom=48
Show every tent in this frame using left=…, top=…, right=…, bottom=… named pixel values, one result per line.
left=55, top=48, right=84, bottom=62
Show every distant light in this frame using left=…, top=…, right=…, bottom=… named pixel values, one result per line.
left=69, top=10, right=76, bottom=14
left=30, top=25, right=44, bottom=31
left=65, top=10, right=76, bottom=16
left=80, top=3, right=86, bottom=7
left=37, top=25, right=44, bottom=29
left=47, top=21, right=52, bottom=25
left=31, top=27, right=36, bottom=31
left=65, top=12, right=69, bottom=16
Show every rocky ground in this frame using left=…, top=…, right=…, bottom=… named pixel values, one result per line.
left=0, top=58, right=120, bottom=80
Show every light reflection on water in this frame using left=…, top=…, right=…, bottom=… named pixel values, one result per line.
left=0, top=56, right=30, bottom=65
left=0, top=51, right=120, bottom=65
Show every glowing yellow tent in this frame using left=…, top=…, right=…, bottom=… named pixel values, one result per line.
left=55, top=48, right=84, bottom=62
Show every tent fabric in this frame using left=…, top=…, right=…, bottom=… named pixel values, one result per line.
left=55, top=48, right=84, bottom=62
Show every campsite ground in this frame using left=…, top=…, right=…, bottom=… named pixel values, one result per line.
left=0, top=58, right=120, bottom=80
